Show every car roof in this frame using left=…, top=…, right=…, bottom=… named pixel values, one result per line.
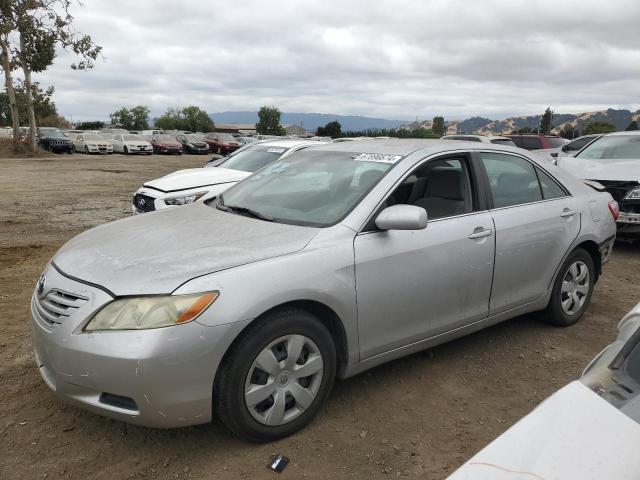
left=443, top=134, right=512, bottom=141
left=306, top=138, right=535, bottom=158
left=253, top=139, right=329, bottom=148
left=607, top=130, right=640, bottom=137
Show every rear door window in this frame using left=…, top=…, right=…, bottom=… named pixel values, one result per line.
left=479, top=152, right=543, bottom=208
left=535, top=167, right=568, bottom=200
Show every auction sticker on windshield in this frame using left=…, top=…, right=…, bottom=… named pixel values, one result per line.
left=353, top=153, right=403, bottom=164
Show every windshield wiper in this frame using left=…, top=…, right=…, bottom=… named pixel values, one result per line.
left=216, top=203, right=273, bottom=222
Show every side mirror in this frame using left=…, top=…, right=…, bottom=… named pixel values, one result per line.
left=561, top=145, right=569, bottom=152
left=551, top=152, right=559, bottom=158
left=375, top=205, right=428, bottom=231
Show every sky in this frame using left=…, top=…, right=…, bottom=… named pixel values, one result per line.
left=28, top=0, right=640, bottom=122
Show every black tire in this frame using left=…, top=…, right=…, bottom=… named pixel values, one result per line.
left=124, top=146, right=129, bottom=154
left=542, top=248, right=595, bottom=327
left=214, top=308, right=336, bottom=442
left=84, top=146, right=89, bottom=154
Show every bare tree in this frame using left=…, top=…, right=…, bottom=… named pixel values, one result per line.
left=3, top=0, right=101, bottom=154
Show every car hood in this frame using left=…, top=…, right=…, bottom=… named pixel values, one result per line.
left=53, top=203, right=319, bottom=296
left=559, top=157, right=640, bottom=181
left=144, top=167, right=250, bottom=192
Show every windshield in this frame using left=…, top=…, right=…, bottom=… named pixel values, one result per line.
left=186, top=134, right=203, bottom=142
left=576, top=135, right=640, bottom=160
left=221, top=145, right=291, bottom=172
left=490, top=138, right=516, bottom=146
left=84, top=134, right=102, bottom=140
left=217, top=133, right=235, bottom=141
left=40, top=129, right=64, bottom=138
left=216, top=150, right=395, bottom=227
left=122, top=135, right=139, bottom=141
left=155, top=135, right=175, bottom=142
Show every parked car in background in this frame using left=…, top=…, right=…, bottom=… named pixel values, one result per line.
left=34, top=139, right=616, bottom=442
left=507, top=134, right=567, bottom=151
left=101, top=128, right=129, bottom=135
left=235, top=136, right=258, bottom=145
left=176, top=134, right=210, bottom=154
left=557, top=131, right=640, bottom=235
left=449, top=301, right=640, bottom=480
left=548, top=134, right=603, bottom=160
left=132, top=139, right=325, bottom=213
left=202, top=132, right=242, bottom=154
left=37, top=128, right=73, bottom=154
left=146, top=134, right=182, bottom=155
left=139, top=129, right=163, bottom=136
left=72, top=133, right=113, bottom=154
left=111, top=134, right=153, bottom=155
left=441, top=134, right=516, bottom=146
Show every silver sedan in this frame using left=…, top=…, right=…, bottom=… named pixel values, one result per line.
left=30, top=140, right=617, bottom=441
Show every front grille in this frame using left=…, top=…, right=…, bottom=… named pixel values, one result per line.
left=32, top=289, right=88, bottom=328
left=133, top=193, right=156, bottom=212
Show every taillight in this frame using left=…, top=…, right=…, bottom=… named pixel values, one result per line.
left=608, top=200, right=619, bottom=221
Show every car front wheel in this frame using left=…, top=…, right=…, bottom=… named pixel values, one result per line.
left=542, top=248, right=595, bottom=326
left=214, top=308, right=336, bottom=442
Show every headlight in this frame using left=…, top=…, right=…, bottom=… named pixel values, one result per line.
left=624, top=188, right=640, bottom=200
left=84, top=292, right=218, bottom=331
left=164, top=191, right=208, bottom=206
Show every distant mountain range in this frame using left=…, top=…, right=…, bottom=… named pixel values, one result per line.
left=210, top=111, right=408, bottom=132
left=407, top=109, right=640, bottom=135
left=212, top=108, right=640, bottom=135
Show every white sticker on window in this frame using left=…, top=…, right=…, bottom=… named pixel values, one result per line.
left=353, top=153, right=402, bottom=164
left=267, top=148, right=286, bottom=153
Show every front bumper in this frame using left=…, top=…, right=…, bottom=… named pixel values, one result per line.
left=87, top=145, right=113, bottom=154
left=29, top=263, right=246, bottom=428
left=617, top=212, right=640, bottom=234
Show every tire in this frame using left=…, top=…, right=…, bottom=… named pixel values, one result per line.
left=124, top=146, right=129, bottom=154
left=84, top=146, right=89, bottom=154
left=542, top=248, right=595, bottom=327
left=214, top=308, right=336, bottom=442
left=217, top=146, right=222, bottom=155
left=70, top=145, right=76, bottom=154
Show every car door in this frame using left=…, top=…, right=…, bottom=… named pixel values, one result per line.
left=476, top=151, right=581, bottom=315
left=354, top=154, right=496, bottom=359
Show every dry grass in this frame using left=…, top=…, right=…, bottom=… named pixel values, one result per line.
left=0, top=138, right=56, bottom=158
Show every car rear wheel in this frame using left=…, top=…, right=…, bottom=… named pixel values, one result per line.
left=214, top=308, right=336, bottom=442
left=542, top=248, right=595, bottom=326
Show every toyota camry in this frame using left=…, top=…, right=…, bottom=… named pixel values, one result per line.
left=31, top=139, right=616, bottom=442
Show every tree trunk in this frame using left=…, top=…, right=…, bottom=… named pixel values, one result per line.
left=18, top=32, right=37, bottom=155
left=0, top=35, right=21, bottom=153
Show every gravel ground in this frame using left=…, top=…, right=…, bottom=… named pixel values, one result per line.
left=1, top=153, right=639, bottom=480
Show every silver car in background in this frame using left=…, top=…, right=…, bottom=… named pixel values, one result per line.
left=558, top=131, right=640, bottom=235
left=31, top=140, right=616, bottom=442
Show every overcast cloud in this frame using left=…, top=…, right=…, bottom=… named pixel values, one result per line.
left=30, top=0, right=640, bottom=122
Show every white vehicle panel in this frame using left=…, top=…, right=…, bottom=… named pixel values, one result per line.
left=448, top=381, right=640, bottom=480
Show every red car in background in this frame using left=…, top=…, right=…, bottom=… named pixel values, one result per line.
left=147, top=134, right=183, bottom=154
left=202, top=132, right=241, bottom=155
left=506, top=134, right=567, bottom=150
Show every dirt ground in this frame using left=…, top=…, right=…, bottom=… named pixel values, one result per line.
left=1, top=153, right=639, bottom=480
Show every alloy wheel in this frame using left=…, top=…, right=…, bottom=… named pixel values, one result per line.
left=560, top=260, right=590, bottom=315
left=244, top=334, right=323, bottom=426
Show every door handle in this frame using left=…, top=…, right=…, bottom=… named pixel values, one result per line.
left=560, top=209, right=576, bottom=218
left=468, top=228, right=493, bottom=239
